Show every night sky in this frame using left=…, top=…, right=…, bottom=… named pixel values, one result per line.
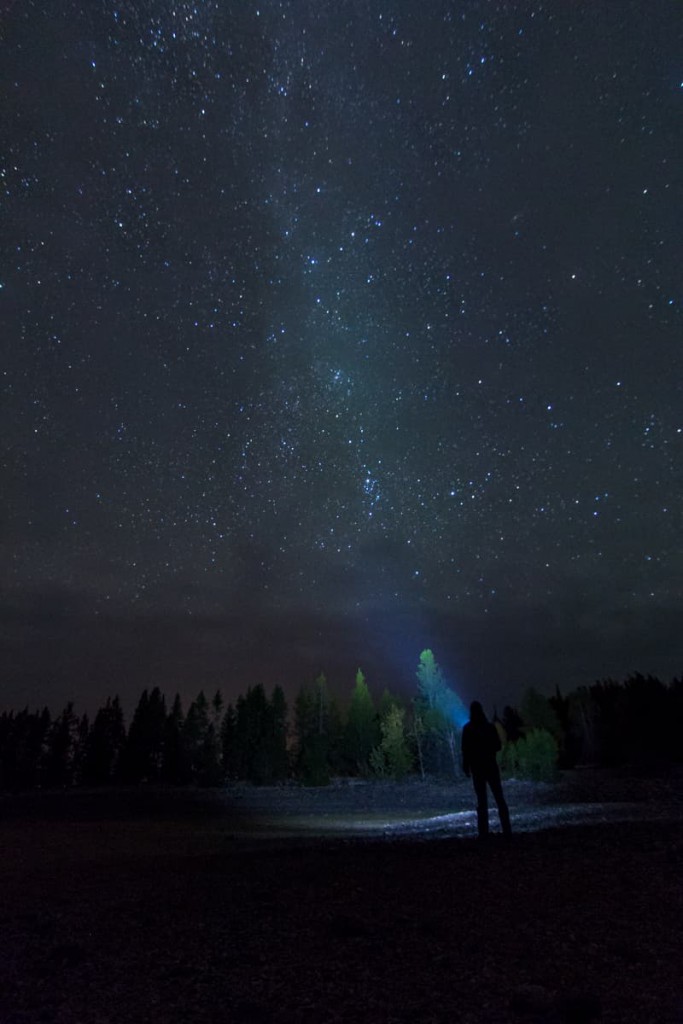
left=2, top=2, right=681, bottom=715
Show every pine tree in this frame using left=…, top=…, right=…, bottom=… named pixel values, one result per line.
left=501, top=705, right=524, bottom=744
left=520, top=688, right=562, bottom=741
left=220, top=703, right=238, bottom=781
left=343, top=669, right=378, bottom=775
left=83, top=697, right=126, bottom=784
left=121, top=687, right=167, bottom=782
left=370, top=705, right=413, bottom=779
left=0, top=708, right=51, bottom=790
left=183, top=691, right=210, bottom=781
left=196, top=722, right=223, bottom=786
left=414, top=650, right=466, bottom=776
left=500, top=728, right=558, bottom=782
left=42, top=703, right=79, bottom=787
left=294, top=678, right=331, bottom=785
left=210, top=690, right=224, bottom=729
left=269, top=685, right=289, bottom=781
left=162, top=694, right=189, bottom=784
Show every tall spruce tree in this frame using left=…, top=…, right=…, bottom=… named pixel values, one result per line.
left=83, top=696, right=126, bottom=785
left=42, top=702, right=80, bottom=787
left=161, top=694, right=189, bottom=784
left=370, top=705, right=412, bottom=779
left=269, top=685, right=289, bottom=781
left=220, top=703, right=238, bottom=780
left=0, top=708, right=51, bottom=790
left=183, top=691, right=211, bottom=781
left=343, top=669, right=378, bottom=775
left=122, top=687, right=167, bottom=782
left=294, top=676, right=332, bottom=785
left=415, top=650, right=466, bottom=776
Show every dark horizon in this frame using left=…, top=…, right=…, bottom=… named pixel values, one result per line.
left=2, top=588, right=680, bottom=718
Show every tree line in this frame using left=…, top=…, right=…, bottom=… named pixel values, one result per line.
left=0, top=652, right=680, bottom=791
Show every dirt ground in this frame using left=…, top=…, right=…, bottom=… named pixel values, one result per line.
left=1, top=773, right=682, bottom=1023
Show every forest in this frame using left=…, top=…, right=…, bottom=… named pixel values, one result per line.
left=1, top=650, right=681, bottom=792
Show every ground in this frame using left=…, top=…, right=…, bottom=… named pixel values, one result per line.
left=1, top=771, right=681, bottom=1023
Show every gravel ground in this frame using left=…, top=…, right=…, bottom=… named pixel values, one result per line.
left=1, top=773, right=681, bottom=1023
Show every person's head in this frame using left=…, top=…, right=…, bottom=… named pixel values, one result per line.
left=469, top=701, right=487, bottom=726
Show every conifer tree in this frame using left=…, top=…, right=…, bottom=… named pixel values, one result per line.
left=42, top=702, right=80, bottom=787
left=294, top=677, right=331, bottom=785
left=210, top=690, right=224, bottom=729
left=162, top=694, right=190, bottom=784
left=196, top=721, right=223, bottom=786
left=121, top=687, right=167, bottom=782
left=183, top=690, right=211, bottom=781
left=83, top=696, right=126, bottom=784
left=234, top=685, right=267, bottom=782
left=269, top=685, right=289, bottom=781
left=370, top=705, right=413, bottom=779
left=414, top=650, right=466, bottom=776
left=343, top=669, right=378, bottom=775
left=220, top=703, right=238, bottom=780
left=0, top=708, right=52, bottom=790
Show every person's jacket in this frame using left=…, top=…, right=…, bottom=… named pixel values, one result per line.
left=461, top=720, right=501, bottom=776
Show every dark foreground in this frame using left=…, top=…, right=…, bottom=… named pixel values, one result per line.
left=1, top=782, right=682, bottom=1023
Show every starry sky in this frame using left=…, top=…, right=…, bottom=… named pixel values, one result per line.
left=2, top=1, right=682, bottom=715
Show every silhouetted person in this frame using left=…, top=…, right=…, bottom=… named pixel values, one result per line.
left=462, top=701, right=512, bottom=839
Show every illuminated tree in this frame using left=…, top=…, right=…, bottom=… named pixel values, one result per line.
left=521, top=688, right=562, bottom=740
left=344, top=669, right=378, bottom=775
left=414, top=650, right=466, bottom=776
left=370, top=705, right=412, bottom=779
left=410, top=702, right=427, bottom=780
left=500, top=727, right=558, bottom=782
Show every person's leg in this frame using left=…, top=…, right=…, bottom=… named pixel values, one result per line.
left=488, top=766, right=512, bottom=836
left=472, top=772, right=489, bottom=837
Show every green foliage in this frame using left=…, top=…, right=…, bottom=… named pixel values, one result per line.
left=499, top=727, right=558, bottom=782
left=377, top=688, right=402, bottom=721
left=294, top=675, right=333, bottom=784
left=414, top=650, right=465, bottom=776
left=521, top=688, right=563, bottom=743
left=3, top=664, right=679, bottom=794
left=370, top=705, right=413, bottom=779
left=343, top=669, right=379, bottom=775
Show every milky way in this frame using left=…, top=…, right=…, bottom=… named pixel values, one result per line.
left=2, top=2, right=681, bottom=709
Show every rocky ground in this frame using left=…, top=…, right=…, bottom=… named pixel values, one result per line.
left=1, top=771, right=681, bottom=1023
